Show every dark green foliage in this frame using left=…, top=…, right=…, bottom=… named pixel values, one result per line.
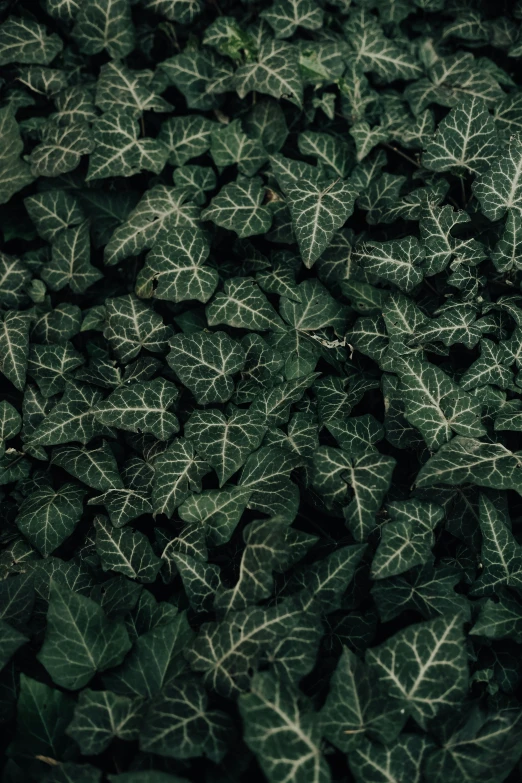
left=2, top=0, right=522, bottom=782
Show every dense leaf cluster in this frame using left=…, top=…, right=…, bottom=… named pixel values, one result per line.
left=2, top=0, right=522, bottom=781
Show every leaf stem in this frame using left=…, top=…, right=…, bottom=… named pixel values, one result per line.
left=382, top=142, right=421, bottom=168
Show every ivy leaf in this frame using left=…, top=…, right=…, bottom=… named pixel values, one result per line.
left=0, top=620, right=28, bottom=671
left=470, top=590, right=522, bottom=643
left=366, top=613, right=468, bottom=728
left=286, top=177, right=358, bottom=268
left=201, top=176, right=273, bottom=238
left=178, top=486, right=252, bottom=546
left=471, top=495, right=522, bottom=595
left=41, top=221, right=102, bottom=293
left=185, top=409, right=266, bottom=486
left=38, top=582, right=132, bottom=689
left=239, top=671, right=330, bottom=783
left=0, top=16, right=63, bottom=65
left=0, top=311, right=30, bottom=391
left=473, top=137, right=522, bottom=220
left=95, top=61, right=172, bottom=117
left=72, top=0, right=135, bottom=58
left=393, top=356, right=485, bottom=449
left=24, top=190, right=84, bottom=242
left=66, top=689, right=144, bottom=755
left=92, top=379, right=179, bottom=440
left=104, top=294, right=172, bottom=363
left=0, top=108, right=34, bottom=204
left=207, top=278, right=285, bottom=332
left=319, top=646, right=406, bottom=752
left=139, top=226, right=218, bottom=304
left=28, top=381, right=114, bottom=447
left=152, top=438, right=210, bottom=516
left=349, top=735, right=434, bottom=783
left=52, top=442, right=123, bottom=491
left=16, top=483, right=85, bottom=556
left=105, top=185, right=200, bottom=265
left=345, top=9, right=422, bottom=82
left=87, top=111, right=168, bottom=181
left=423, top=96, right=498, bottom=174
left=160, top=49, right=234, bottom=111
left=416, top=437, right=522, bottom=493
left=354, top=237, right=425, bottom=292
left=140, top=0, right=202, bottom=24
left=158, top=115, right=215, bottom=166
left=235, top=40, right=304, bottom=107
left=104, top=612, right=194, bottom=698
left=167, top=331, right=245, bottom=404
left=210, top=119, right=267, bottom=176
left=313, top=447, right=395, bottom=540
left=239, top=445, right=302, bottom=519
left=29, top=123, right=95, bottom=178
left=95, top=516, right=162, bottom=583
left=261, top=0, right=324, bottom=40
left=140, top=677, right=233, bottom=761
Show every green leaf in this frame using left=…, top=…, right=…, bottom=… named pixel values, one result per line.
left=8, top=674, right=75, bottom=762
left=0, top=311, right=30, bottom=391
left=239, top=671, right=330, bottom=783
left=95, top=516, right=162, bottom=583
left=0, top=401, right=21, bottom=458
left=87, top=111, right=167, bottom=181
left=66, top=689, right=143, bottom=755
left=207, top=277, right=285, bottom=332
left=29, top=381, right=114, bottom=446
left=0, top=108, right=34, bottom=204
left=473, top=137, right=522, bottom=219
left=313, top=447, right=395, bottom=540
left=140, top=676, right=233, bottom=761
left=210, top=119, right=267, bottom=176
left=0, top=16, right=63, bottom=65
left=29, top=123, right=95, bottom=178
left=367, top=613, right=468, bottom=728
left=345, top=9, right=422, bottom=82
left=104, top=613, right=194, bottom=698
left=186, top=599, right=306, bottom=696
left=393, top=356, right=485, bottom=449
left=72, top=0, right=135, bottom=58
left=38, top=582, right=132, bottom=689
left=24, top=190, right=84, bottom=242
left=104, top=294, right=172, bottom=363
left=202, top=176, right=273, bottom=238
left=239, top=445, right=302, bottom=519
left=423, top=96, right=498, bottom=174
left=354, top=236, right=425, bottom=292
left=105, top=185, right=199, bottom=265
left=472, top=495, right=522, bottom=595
left=371, top=499, right=442, bottom=580
left=152, top=437, right=210, bottom=516
left=96, top=61, right=172, bottom=117
left=42, top=221, right=102, bottom=293
left=416, top=437, right=522, bottom=493
left=235, top=40, right=303, bottom=107
left=319, top=646, right=406, bottom=752
left=140, top=0, right=202, bottom=23
left=16, top=483, right=85, bottom=556
left=160, top=49, right=233, bottom=111
left=286, top=177, right=358, bottom=268
left=470, top=590, right=522, bottom=642
left=158, top=115, right=214, bottom=166
left=0, top=620, right=27, bottom=671
left=261, top=0, right=324, bottom=40
left=349, top=735, right=434, bottom=783
left=139, top=226, right=218, bottom=304
left=93, top=378, right=179, bottom=440
left=52, top=442, right=123, bottom=491
left=185, top=408, right=265, bottom=486
left=178, top=486, right=251, bottom=545
left=167, top=330, right=245, bottom=404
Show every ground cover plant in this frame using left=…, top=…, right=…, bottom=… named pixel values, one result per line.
left=2, top=0, right=522, bottom=780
